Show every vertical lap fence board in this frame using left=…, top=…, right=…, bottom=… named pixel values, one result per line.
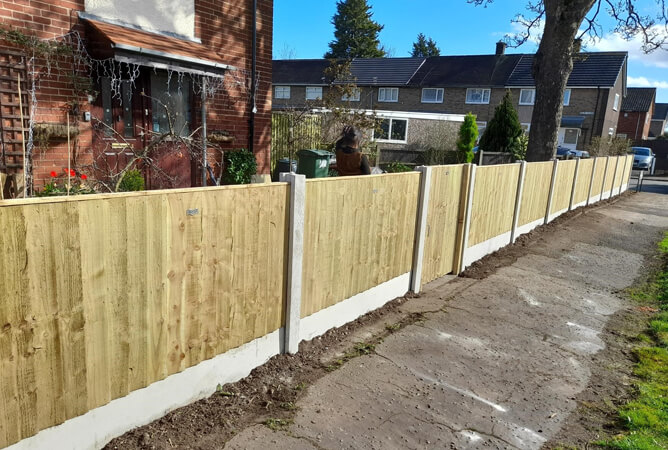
left=421, top=165, right=466, bottom=285
left=301, top=173, right=420, bottom=319
left=613, top=155, right=625, bottom=191
left=572, top=158, right=594, bottom=207
left=466, top=164, right=520, bottom=263
left=602, top=157, right=617, bottom=196
left=549, top=159, right=577, bottom=218
left=623, top=154, right=633, bottom=189
left=0, top=184, right=289, bottom=448
left=590, top=157, right=607, bottom=201
left=517, top=161, right=554, bottom=234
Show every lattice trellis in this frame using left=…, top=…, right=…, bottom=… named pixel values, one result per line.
left=0, top=50, right=28, bottom=174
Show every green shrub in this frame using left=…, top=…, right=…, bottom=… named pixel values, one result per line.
left=456, top=113, right=478, bottom=163
left=385, top=162, right=413, bottom=173
left=224, top=149, right=257, bottom=185
left=118, top=169, right=145, bottom=192
left=478, top=91, right=522, bottom=154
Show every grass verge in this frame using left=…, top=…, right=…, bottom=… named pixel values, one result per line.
left=598, top=232, right=668, bottom=450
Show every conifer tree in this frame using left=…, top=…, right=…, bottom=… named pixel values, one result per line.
left=456, top=113, right=478, bottom=163
left=324, top=0, right=386, bottom=59
left=478, top=91, right=523, bottom=154
left=411, top=33, right=440, bottom=57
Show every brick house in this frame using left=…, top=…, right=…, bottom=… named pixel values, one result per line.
left=0, top=0, right=273, bottom=195
left=616, top=87, right=656, bottom=140
left=272, top=44, right=627, bottom=155
left=650, top=103, right=668, bottom=139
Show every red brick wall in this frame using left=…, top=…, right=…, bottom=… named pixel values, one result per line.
left=617, top=111, right=651, bottom=140
left=0, top=0, right=273, bottom=189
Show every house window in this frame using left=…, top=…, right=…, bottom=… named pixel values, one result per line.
left=342, top=88, right=361, bottom=102
left=521, top=123, right=531, bottom=134
left=421, top=88, right=443, bottom=103
left=613, top=93, right=620, bottom=111
left=378, top=87, right=399, bottom=102
left=519, top=89, right=535, bottom=105
left=377, top=118, right=407, bottom=142
left=275, top=86, right=291, bottom=99
left=616, top=133, right=628, bottom=139
left=99, top=77, right=134, bottom=138
left=466, top=88, right=491, bottom=104
left=563, top=129, right=579, bottom=145
left=563, top=89, right=571, bottom=106
left=306, top=86, right=323, bottom=100
left=151, top=72, right=191, bottom=136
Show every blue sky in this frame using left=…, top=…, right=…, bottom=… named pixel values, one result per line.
left=273, top=0, right=668, bottom=103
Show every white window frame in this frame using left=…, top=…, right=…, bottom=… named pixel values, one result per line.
left=341, top=88, right=361, bottom=102
left=563, top=88, right=571, bottom=106
left=613, top=93, right=620, bottom=111
left=305, top=86, right=323, bottom=101
left=466, top=88, right=491, bottom=104
left=519, top=89, right=535, bottom=105
left=274, top=86, right=290, bottom=99
left=521, top=123, right=531, bottom=134
left=378, top=87, right=399, bottom=103
left=375, top=117, right=408, bottom=143
left=421, top=88, right=444, bottom=104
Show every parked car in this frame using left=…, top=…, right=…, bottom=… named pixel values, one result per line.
left=631, top=147, right=655, bottom=171
left=571, top=149, right=590, bottom=158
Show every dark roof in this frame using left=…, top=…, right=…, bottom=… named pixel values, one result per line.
left=653, top=103, right=668, bottom=120
left=272, top=51, right=628, bottom=89
left=621, top=87, right=656, bottom=112
left=507, top=52, right=627, bottom=87
left=273, top=59, right=331, bottom=85
left=349, top=58, right=425, bottom=85
left=410, top=54, right=522, bottom=87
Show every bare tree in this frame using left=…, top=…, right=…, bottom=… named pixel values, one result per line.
left=469, top=0, right=668, bottom=161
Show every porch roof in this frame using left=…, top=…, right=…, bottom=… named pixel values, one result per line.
left=561, top=116, right=586, bottom=128
left=82, top=15, right=236, bottom=77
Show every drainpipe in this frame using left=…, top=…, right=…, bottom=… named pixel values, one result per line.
left=249, top=0, right=257, bottom=155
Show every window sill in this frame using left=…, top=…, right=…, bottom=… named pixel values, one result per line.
left=421, top=100, right=443, bottom=104
left=465, top=101, right=490, bottom=105
left=376, top=139, right=407, bottom=144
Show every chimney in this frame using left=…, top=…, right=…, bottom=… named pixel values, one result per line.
left=496, top=41, right=507, bottom=55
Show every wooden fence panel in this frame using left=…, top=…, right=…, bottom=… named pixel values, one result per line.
left=468, top=164, right=520, bottom=247
left=301, top=173, right=420, bottom=318
left=550, top=159, right=577, bottom=215
left=271, top=113, right=323, bottom=171
left=591, top=157, right=607, bottom=197
left=0, top=184, right=289, bottom=448
left=624, top=154, right=633, bottom=185
left=518, top=161, right=553, bottom=227
left=573, top=158, right=594, bottom=206
left=421, top=165, right=465, bottom=284
left=613, top=155, right=625, bottom=189
left=603, top=157, right=618, bottom=194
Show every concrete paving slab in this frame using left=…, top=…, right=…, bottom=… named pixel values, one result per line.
left=224, top=192, right=668, bottom=449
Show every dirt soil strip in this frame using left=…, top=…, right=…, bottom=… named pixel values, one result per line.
left=105, top=191, right=668, bottom=450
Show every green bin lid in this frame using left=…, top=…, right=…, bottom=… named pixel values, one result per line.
left=297, top=149, right=334, bottom=157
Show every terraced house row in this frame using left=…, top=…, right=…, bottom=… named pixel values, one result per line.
left=273, top=43, right=628, bottom=154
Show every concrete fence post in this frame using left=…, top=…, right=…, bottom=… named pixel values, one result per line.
left=545, top=159, right=559, bottom=224
left=510, top=161, right=527, bottom=244
left=459, top=164, right=477, bottom=271
left=279, top=172, right=306, bottom=354
left=586, top=157, right=598, bottom=206
left=411, top=165, right=432, bottom=294
left=569, top=157, right=581, bottom=211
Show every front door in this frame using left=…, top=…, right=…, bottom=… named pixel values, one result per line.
left=557, top=128, right=580, bottom=150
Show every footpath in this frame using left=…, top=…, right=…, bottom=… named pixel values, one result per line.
left=223, top=191, right=668, bottom=449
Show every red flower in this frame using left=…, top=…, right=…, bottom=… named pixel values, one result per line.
left=80, top=174, right=87, bottom=180
left=63, top=168, right=68, bottom=173
left=50, top=171, right=57, bottom=177
left=70, top=169, right=75, bottom=177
